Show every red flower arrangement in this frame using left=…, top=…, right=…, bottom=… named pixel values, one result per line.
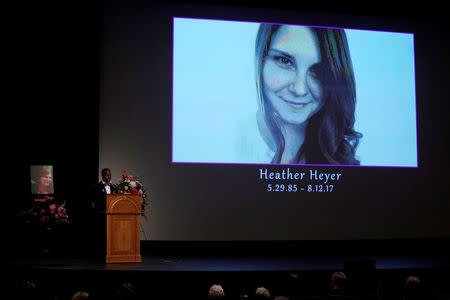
left=116, top=171, right=148, bottom=215
left=21, top=196, right=70, bottom=227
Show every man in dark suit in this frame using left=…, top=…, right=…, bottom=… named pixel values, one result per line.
left=87, top=168, right=118, bottom=261
left=91, top=168, right=118, bottom=212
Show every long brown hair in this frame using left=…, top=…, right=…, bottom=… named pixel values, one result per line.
left=255, top=24, right=361, bottom=165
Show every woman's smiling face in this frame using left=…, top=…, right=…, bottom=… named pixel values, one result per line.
left=40, top=173, right=52, bottom=187
left=262, top=25, right=324, bottom=125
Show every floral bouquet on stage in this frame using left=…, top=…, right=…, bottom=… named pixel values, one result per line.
left=18, top=195, right=69, bottom=255
left=20, top=195, right=70, bottom=228
left=116, top=171, right=148, bottom=215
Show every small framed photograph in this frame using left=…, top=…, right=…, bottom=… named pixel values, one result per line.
left=30, top=165, right=54, bottom=194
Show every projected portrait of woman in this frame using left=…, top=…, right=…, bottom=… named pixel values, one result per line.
left=30, top=165, right=54, bottom=194
left=254, top=24, right=362, bottom=165
left=173, top=18, right=417, bottom=167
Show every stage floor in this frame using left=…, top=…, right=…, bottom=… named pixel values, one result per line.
left=8, top=252, right=450, bottom=272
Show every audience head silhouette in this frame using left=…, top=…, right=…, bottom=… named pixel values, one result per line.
left=254, top=286, right=270, bottom=299
left=403, top=275, right=426, bottom=300
left=20, top=280, right=40, bottom=300
left=208, top=284, right=225, bottom=300
left=72, top=290, right=89, bottom=300
left=331, top=271, right=347, bottom=289
left=116, top=282, right=137, bottom=299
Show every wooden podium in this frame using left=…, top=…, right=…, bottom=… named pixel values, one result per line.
left=106, top=194, right=142, bottom=263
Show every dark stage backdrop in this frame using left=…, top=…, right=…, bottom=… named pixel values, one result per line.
left=98, top=1, right=450, bottom=241
left=17, top=2, right=100, bottom=257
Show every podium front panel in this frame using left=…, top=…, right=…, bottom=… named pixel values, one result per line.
left=106, top=194, right=142, bottom=263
